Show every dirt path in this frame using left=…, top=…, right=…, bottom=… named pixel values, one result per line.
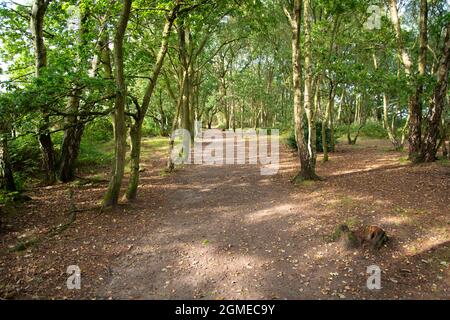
left=1, top=137, right=449, bottom=299
left=97, top=138, right=450, bottom=299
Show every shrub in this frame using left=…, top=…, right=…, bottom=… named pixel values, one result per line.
left=76, top=118, right=114, bottom=167
left=83, top=118, right=113, bottom=142
left=336, top=121, right=388, bottom=140
left=286, top=122, right=334, bottom=152
left=142, top=118, right=164, bottom=137
left=9, top=134, right=41, bottom=179
left=360, top=121, right=387, bottom=139
left=0, top=190, right=19, bottom=205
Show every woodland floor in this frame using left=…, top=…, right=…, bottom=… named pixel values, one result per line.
left=0, top=136, right=449, bottom=300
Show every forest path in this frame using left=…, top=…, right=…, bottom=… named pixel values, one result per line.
left=3, top=136, right=448, bottom=299
left=99, top=137, right=303, bottom=299
left=96, top=137, right=450, bottom=299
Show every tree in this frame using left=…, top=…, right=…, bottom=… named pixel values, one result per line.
left=389, top=0, right=449, bottom=162
left=30, top=0, right=56, bottom=184
left=422, top=23, right=450, bottom=161
left=58, top=5, right=91, bottom=183
left=0, top=95, right=16, bottom=192
left=389, top=0, right=426, bottom=162
left=285, top=0, right=320, bottom=182
left=125, top=4, right=180, bottom=200
left=102, top=0, right=133, bottom=209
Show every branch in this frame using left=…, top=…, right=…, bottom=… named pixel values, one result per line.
left=196, top=37, right=245, bottom=72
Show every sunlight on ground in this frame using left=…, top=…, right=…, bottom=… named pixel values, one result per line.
left=244, top=204, right=295, bottom=223
left=141, top=137, right=170, bottom=157
left=379, top=215, right=410, bottom=226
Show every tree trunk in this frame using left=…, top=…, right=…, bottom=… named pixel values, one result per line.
left=167, top=71, right=186, bottom=172
left=59, top=125, right=84, bottom=182
left=241, top=101, right=244, bottom=129
left=300, top=0, right=319, bottom=180
left=125, top=7, right=178, bottom=200
left=30, top=0, right=56, bottom=184
left=59, top=122, right=84, bottom=182
left=401, top=114, right=410, bottom=146
left=102, top=0, right=132, bottom=209
left=189, top=65, right=196, bottom=137
left=357, top=100, right=362, bottom=124
left=286, top=1, right=302, bottom=179
left=158, top=89, right=169, bottom=136
left=444, top=141, right=449, bottom=159
left=30, top=0, right=47, bottom=73
left=125, top=123, right=142, bottom=200
left=389, top=0, right=426, bottom=162
left=422, top=23, right=450, bottom=162
left=337, top=89, right=345, bottom=124
left=323, top=81, right=335, bottom=161
left=178, top=18, right=191, bottom=135
left=329, top=88, right=336, bottom=152
left=440, top=117, right=449, bottom=159
left=38, top=123, right=56, bottom=184
left=285, top=0, right=319, bottom=182
left=223, top=82, right=229, bottom=129
left=321, top=102, right=328, bottom=162
left=59, top=92, right=84, bottom=182
left=0, top=132, right=16, bottom=192
left=383, top=94, right=402, bottom=150
left=59, top=8, right=91, bottom=183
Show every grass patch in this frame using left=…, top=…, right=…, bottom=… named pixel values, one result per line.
left=292, top=179, right=316, bottom=187
left=77, top=137, right=114, bottom=168
left=141, top=137, right=169, bottom=158
left=9, top=237, right=39, bottom=252
left=69, top=174, right=108, bottom=186
left=77, top=135, right=169, bottom=171
left=382, top=145, right=405, bottom=152
left=437, top=158, right=450, bottom=167
left=340, top=195, right=356, bottom=207
left=344, top=216, right=359, bottom=228
left=393, top=207, right=428, bottom=217
left=398, top=156, right=411, bottom=164
left=325, top=217, right=360, bottom=243
left=336, top=121, right=389, bottom=140
left=348, top=143, right=365, bottom=149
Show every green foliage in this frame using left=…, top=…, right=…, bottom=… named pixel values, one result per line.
left=84, top=118, right=113, bottom=143
left=2, top=118, right=115, bottom=189
left=12, top=172, right=27, bottom=192
left=77, top=141, right=113, bottom=168
left=336, top=121, right=387, bottom=140
left=286, top=122, right=334, bottom=153
left=0, top=190, right=19, bottom=206
left=77, top=121, right=114, bottom=167
left=286, top=131, right=298, bottom=150
left=142, top=119, right=162, bottom=137
left=0, top=0, right=448, bottom=192
left=314, top=123, right=332, bottom=153
left=437, top=158, right=449, bottom=167
left=9, top=135, right=41, bottom=182
left=360, top=121, right=388, bottom=139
